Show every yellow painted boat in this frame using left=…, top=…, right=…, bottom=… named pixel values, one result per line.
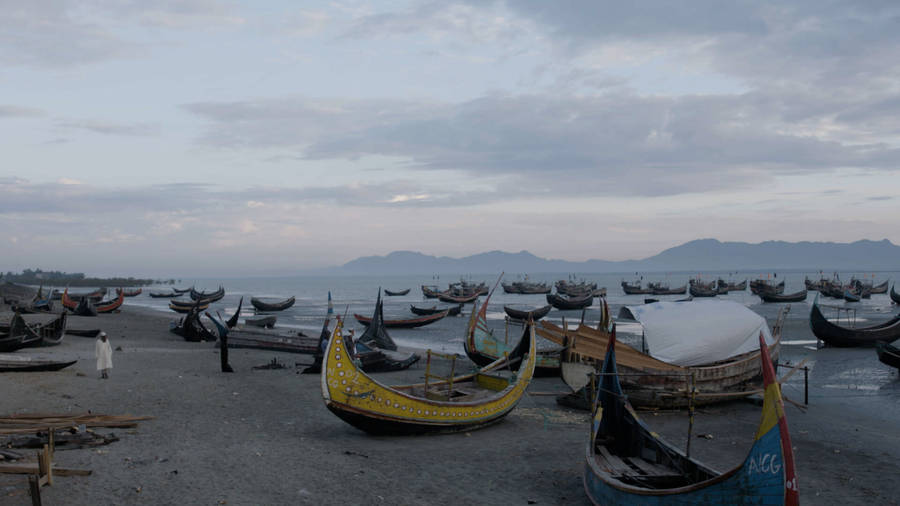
left=321, top=319, right=536, bottom=435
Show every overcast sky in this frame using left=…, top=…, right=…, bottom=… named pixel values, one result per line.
left=2, top=1, right=899, bottom=276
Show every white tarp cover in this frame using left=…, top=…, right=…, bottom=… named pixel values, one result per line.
left=618, top=300, right=773, bottom=366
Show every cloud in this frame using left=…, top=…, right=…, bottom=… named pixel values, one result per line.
left=184, top=91, right=900, bottom=197
left=0, top=105, right=43, bottom=118
left=57, top=119, right=160, bottom=136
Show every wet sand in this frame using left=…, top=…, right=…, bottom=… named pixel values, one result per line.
left=2, top=304, right=899, bottom=505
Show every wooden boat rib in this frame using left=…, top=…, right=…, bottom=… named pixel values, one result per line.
left=383, top=288, right=410, bottom=296
left=503, top=304, right=552, bottom=321
left=876, top=338, right=900, bottom=370
left=410, top=304, right=463, bottom=317
left=809, top=295, right=900, bottom=347
left=546, top=292, right=593, bottom=310
left=354, top=310, right=448, bottom=329
left=321, top=318, right=537, bottom=435
left=250, top=296, right=296, bottom=312
left=584, top=328, right=798, bottom=505
left=760, top=289, right=807, bottom=303
left=539, top=306, right=787, bottom=409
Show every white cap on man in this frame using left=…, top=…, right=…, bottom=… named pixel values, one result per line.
left=99, top=332, right=107, bottom=337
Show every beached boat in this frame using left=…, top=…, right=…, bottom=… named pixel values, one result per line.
left=438, top=291, right=480, bottom=304
left=62, top=289, right=123, bottom=315
left=583, top=329, right=798, bottom=505
left=226, top=297, right=243, bottom=329
left=190, top=286, right=225, bottom=303
left=250, top=296, right=295, bottom=312
left=115, top=288, right=142, bottom=297
left=466, top=295, right=560, bottom=376
left=503, top=304, right=552, bottom=321
left=149, top=290, right=178, bottom=298
left=321, top=317, right=536, bottom=435
left=207, top=317, right=319, bottom=354
left=542, top=301, right=786, bottom=409
left=170, top=305, right=217, bottom=342
left=761, top=289, right=807, bottom=303
left=50, top=288, right=105, bottom=302
left=892, top=284, right=900, bottom=304
left=809, top=295, right=900, bottom=347
left=0, top=312, right=41, bottom=352
left=876, top=338, right=900, bottom=370
left=245, top=315, right=277, bottom=328
left=409, top=304, right=463, bottom=317
left=354, top=310, right=448, bottom=329
left=22, top=312, right=67, bottom=347
left=383, top=288, right=410, bottom=296
left=169, top=300, right=210, bottom=314
left=0, top=358, right=78, bottom=373
left=350, top=339, right=420, bottom=373
left=547, top=292, right=593, bottom=310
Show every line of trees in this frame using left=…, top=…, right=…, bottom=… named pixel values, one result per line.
left=1, top=268, right=170, bottom=287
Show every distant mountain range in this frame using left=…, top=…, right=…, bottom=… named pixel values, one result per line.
left=333, top=239, right=900, bottom=275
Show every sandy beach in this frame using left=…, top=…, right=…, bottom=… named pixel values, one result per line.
left=2, top=304, right=899, bottom=505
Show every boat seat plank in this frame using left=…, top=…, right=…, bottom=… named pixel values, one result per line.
left=624, top=457, right=674, bottom=477
left=596, top=446, right=636, bottom=476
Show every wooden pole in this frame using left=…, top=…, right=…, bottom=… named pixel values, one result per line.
left=28, top=475, right=41, bottom=506
left=686, top=373, right=696, bottom=458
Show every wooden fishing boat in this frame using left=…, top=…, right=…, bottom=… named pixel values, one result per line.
left=843, top=290, right=861, bottom=302
left=870, top=280, right=889, bottom=294
left=583, top=329, right=798, bottom=505
left=354, top=310, right=448, bottom=329
left=761, top=289, right=807, bottom=303
left=421, top=285, right=444, bottom=299
left=356, top=291, right=398, bottom=350
left=547, top=292, right=593, bottom=310
left=503, top=281, right=551, bottom=294
left=410, top=304, right=463, bottom=317
left=245, top=315, right=277, bottom=328
left=651, top=285, right=687, bottom=295
left=876, top=338, right=900, bottom=370
left=809, top=295, right=900, bottom=347
left=541, top=305, right=787, bottom=409
left=503, top=304, right=552, bottom=321
left=250, top=296, right=296, bottom=312
left=173, top=286, right=192, bottom=294
left=169, top=301, right=210, bottom=313
left=0, top=312, right=41, bottom=352
left=50, top=288, right=105, bottom=302
left=115, top=288, right=142, bottom=297
left=226, top=297, right=243, bottom=329
left=621, top=281, right=651, bottom=295
left=383, top=288, right=410, bottom=296
left=689, top=285, right=717, bottom=298
left=190, top=286, right=225, bottom=302
left=65, top=328, right=101, bottom=338
left=892, top=284, right=900, bottom=304
left=321, top=317, right=536, bottom=435
left=724, top=279, right=747, bottom=291
left=206, top=316, right=319, bottom=353
left=63, top=289, right=123, bottom=315
left=170, top=306, right=217, bottom=342
left=750, top=279, right=785, bottom=295
left=350, top=339, right=421, bottom=373
left=466, top=295, right=560, bottom=376
left=0, top=358, right=78, bottom=373
left=22, top=312, right=67, bottom=347
left=438, top=291, right=480, bottom=304
left=148, top=290, right=177, bottom=298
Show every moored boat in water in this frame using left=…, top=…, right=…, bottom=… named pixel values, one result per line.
left=383, top=288, right=410, bottom=296
left=503, top=304, right=552, bottom=321
left=761, top=289, right=807, bottom=303
left=809, top=295, right=900, bottom=347
left=546, top=292, right=593, bottom=310
left=250, top=296, right=295, bottom=312
left=410, top=304, right=463, bottom=317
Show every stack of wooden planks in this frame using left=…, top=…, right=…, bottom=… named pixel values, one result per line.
left=0, top=413, right=153, bottom=434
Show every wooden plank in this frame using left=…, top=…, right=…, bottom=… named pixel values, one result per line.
left=624, top=457, right=674, bottom=477
left=0, top=464, right=92, bottom=476
left=596, top=446, right=634, bottom=476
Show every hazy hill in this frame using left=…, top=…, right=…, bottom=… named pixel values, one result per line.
left=333, top=239, right=900, bottom=275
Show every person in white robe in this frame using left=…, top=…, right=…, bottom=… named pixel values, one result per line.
left=95, top=332, right=113, bottom=379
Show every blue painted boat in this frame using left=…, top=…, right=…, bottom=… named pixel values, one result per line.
left=584, top=326, right=798, bottom=505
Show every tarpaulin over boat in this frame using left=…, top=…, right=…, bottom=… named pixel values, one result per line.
left=617, top=300, right=773, bottom=366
